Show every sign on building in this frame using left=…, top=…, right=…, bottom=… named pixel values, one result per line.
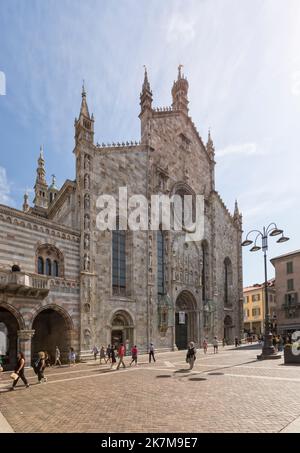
left=179, top=311, right=186, bottom=324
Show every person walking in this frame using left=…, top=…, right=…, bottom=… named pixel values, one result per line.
left=203, top=338, right=208, bottom=354
left=116, top=343, right=126, bottom=370
left=130, top=345, right=138, bottom=366
left=11, top=352, right=29, bottom=390
left=68, top=347, right=76, bottom=366
left=235, top=336, right=239, bottom=347
left=99, top=346, right=106, bottom=364
left=35, top=351, right=47, bottom=383
left=213, top=336, right=218, bottom=354
left=54, top=346, right=62, bottom=367
left=149, top=343, right=156, bottom=363
left=106, top=344, right=111, bottom=364
left=92, top=345, right=99, bottom=361
left=110, top=345, right=116, bottom=369
left=186, top=342, right=197, bottom=370
left=45, top=351, right=51, bottom=367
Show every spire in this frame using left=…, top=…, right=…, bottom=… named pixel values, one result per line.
left=140, top=65, right=153, bottom=115
left=33, top=146, right=48, bottom=209
left=22, top=191, right=29, bottom=212
left=172, top=64, right=189, bottom=114
left=178, top=64, right=183, bottom=80
left=142, top=66, right=151, bottom=92
left=233, top=199, right=242, bottom=227
left=36, top=145, right=46, bottom=185
left=206, top=128, right=215, bottom=160
left=75, top=82, right=94, bottom=144
left=234, top=200, right=239, bottom=217
left=39, top=144, right=44, bottom=160
left=79, top=80, right=90, bottom=118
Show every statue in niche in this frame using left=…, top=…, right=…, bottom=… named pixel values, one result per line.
left=84, top=154, right=91, bottom=171
left=84, top=234, right=90, bottom=250
left=84, top=194, right=90, bottom=210
left=84, top=174, right=90, bottom=190
left=84, top=254, right=90, bottom=271
left=84, top=214, right=90, bottom=230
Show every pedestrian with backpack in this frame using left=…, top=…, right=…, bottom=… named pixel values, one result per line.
left=186, top=342, right=197, bottom=370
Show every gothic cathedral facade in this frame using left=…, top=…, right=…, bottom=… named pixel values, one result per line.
left=0, top=67, right=243, bottom=368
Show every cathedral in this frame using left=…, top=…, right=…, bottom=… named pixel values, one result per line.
left=0, top=67, right=243, bottom=369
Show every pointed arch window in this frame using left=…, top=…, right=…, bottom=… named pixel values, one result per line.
left=202, top=242, right=209, bottom=302
left=112, top=219, right=126, bottom=295
left=224, top=257, right=233, bottom=306
left=157, top=229, right=165, bottom=295
left=38, top=257, right=44, bottom=275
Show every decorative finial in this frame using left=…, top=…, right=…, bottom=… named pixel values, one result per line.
left=178, top=64, right=183, bottom=79
left=234, top=199, right=239, bottom=217
left=51, top=174, right=56, bottom=185
left=142, top=65, right=151, bottom=92
left=39, top=145, right=44, bottom=159
left=23, top=190, right=29, bottom=212
left=82, top=79, right=86, bottom=97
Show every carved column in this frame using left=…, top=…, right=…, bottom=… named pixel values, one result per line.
left=17, top=330, right=35, bottom=367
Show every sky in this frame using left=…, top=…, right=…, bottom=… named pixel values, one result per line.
left=0, top=0, right=300, bottom=286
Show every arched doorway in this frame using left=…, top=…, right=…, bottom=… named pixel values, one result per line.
left=31, top=308, right=72, bottom=365
left=0, top=307, right=21, bottom=370
left=224, top=315, right=233, bottom=344
left=111, top=311, right=134, bottom=351
left=175, top=290, right=197, bottom=349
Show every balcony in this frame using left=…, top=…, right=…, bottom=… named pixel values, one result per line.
left=0, top=269, right=49, bottom=298
left=282, top=302, right=300, bottom=310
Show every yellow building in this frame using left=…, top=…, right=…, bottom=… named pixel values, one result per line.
left=243, top=280, right=276, bottom=335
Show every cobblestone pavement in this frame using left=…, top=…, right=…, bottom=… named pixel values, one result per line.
left=1, top=344, right=300, bottom=433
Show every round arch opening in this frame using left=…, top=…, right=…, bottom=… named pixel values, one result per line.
left=0, top=307, right=21, bottom=370
left=111, top=310, right=134, bottom=352
left=175, top=290, right=197, bottom=350
left=31, top=308, right=71, bottom=365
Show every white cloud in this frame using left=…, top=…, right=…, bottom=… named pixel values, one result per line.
left=166, top=13, right=196, bottom=44
left=0, top=167, right=12, bottom=205
left=217, top=142, right=259, bottom=158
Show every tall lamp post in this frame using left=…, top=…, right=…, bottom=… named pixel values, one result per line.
left=242, top=223, right=289, bottom=360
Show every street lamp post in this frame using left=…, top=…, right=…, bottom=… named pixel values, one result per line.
left=242, top=223, right=289, bottom=360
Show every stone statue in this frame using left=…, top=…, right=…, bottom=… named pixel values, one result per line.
left=84, top=234, right=90, bottom=249
left=84, top=214, right=90, bottom=230
left=84, top=154, right=91, bottom=171
left=84, top=254, right=90, bottom=271
left=84, top=174, right=90, bottom=190
left=84, top=194, right=90, bottom=210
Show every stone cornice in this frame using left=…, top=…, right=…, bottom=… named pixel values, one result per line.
left=0, top=204, right=80, bottom=241
left=94, top=144, right=144, bottom=155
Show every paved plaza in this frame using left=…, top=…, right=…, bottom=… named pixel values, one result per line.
left=1, top=344, right=300, bottom=433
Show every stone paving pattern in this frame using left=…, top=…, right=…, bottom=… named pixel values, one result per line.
left=1, top=345, right=300, bottom=433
